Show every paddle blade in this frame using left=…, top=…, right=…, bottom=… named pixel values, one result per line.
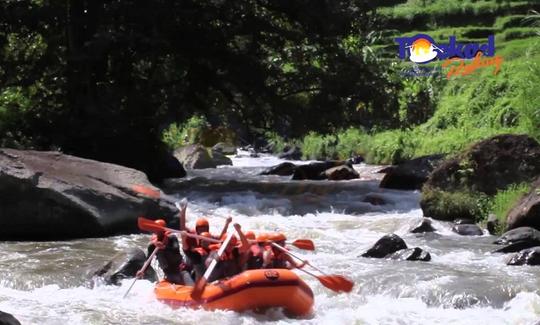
left=132, top=185, right=161, bottom=199
left=291, top=239, right=315, bottom=251
left=138, top=217, right=163, bottom=233
left=190, top=278, right=208, bottom=301
left=317, top=275, right=354, bottom=293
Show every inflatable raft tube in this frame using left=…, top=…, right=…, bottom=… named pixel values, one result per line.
left=155, top=269, right=314, bottom=317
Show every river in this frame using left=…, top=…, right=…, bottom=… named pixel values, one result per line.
left=1, top=154, right=539, bottom=324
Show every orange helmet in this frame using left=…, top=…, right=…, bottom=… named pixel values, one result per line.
left=154, top=219, right=166, bottom=227
left=268, top=232, right=286, bottom=242
left=256, top=233, right=269, bottom=243
left=245, top=231, right=256, bottom=240
left=196, top=218, right=209, bottom=228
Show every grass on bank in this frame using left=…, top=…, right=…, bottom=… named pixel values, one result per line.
left=490, top=182, right=531, bottom=230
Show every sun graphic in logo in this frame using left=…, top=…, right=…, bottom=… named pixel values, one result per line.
left=407, top=37, right=440, bottom=63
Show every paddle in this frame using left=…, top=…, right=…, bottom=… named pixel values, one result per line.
left=190, top=231, right=236, bottom=300
left=270, top=242, right=354, bottom=293
left=123, top=246, right=159, bottom=299
left=139, top=217, right=315, bottom=250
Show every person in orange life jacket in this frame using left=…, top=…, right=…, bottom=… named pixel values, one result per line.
left=137, top=219, right=194, bottom=285
left=205, top=223, right=250, bottom=282
left=261, top=232, right=307, bottom=269
left=189, top=231, right=214, bottom=280
left=245, top=231, right=265, bottom=270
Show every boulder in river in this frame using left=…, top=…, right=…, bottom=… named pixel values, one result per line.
left=259, top=162, right=297, bottom=176
left=486, top=213, right=500, bottom=235
left=324, top=165, right=359, bottom=181
left=212, top=142, right=237, bottom=155
left=93, top=248, right=157, bottom=285
left=278, top=146, right=302, bottom=160
left=362, top=194, right=387, bottom=206
left=389, top=247, right=431, bottom=262
left=452, top=224, right=483, bottom=236
left=505, top=177, right=540, bottom=231
left=361, top=234, right=407, bottom=258
left=379, top=154, right=445, bottom=190
left=0, top=311, right=20, bottom=325
left=506, top=246, right=540, bottom=266
left=453, top=218, right=475, bottom=225
left=409, top=218, right=436, bottom=233
left=421, top=134, right=540, bottom=221
left=0, top=148, right=177, bottom=240
left=174, top=144, right=231, bottom=169
left=492, top=227, right=540, bottom=253
left=292, top=161, right=348, bottom=181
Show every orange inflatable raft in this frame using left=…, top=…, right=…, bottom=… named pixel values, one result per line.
left=155, top=269, right=314, bottom=317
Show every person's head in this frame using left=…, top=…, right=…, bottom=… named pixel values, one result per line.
left=155, top=219, right=166, bottom=239
left=256, top=233, right=269, bottom=246
left=200, top=231, right=212, bottom=249
left=269, top=232, right=286, bottom=247
left=195, top=218, right=209, bottom=234
left=245, top=231, right=256, bottom=241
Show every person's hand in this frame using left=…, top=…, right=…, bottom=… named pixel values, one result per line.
left=136, top=270, right=144, bottom=279
left=151, top=238, right=165, bottom=249
left=176, top=198, right=188, bottom=211
left=233, top=223, right=241, bottom=230
left=225, top=216, right=232, bottom=224
left=298, top=260, right=309, bottom=268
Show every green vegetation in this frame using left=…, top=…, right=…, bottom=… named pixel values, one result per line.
left=420, top=187, right=490, bottom=222
left=162, top=116, right=210, bottom=150
left=489, top=183, right=531, bottom=231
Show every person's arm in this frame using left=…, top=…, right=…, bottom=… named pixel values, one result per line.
left=284, top=253, right=307, bottom=269
left=233, top=223, right=249, bottom=254
left=219, top=216, right=233, bottom=238
left=177, top=198, right=188, bottom=231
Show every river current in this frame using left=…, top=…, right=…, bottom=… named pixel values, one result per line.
left=1, top=153, right=539, bottom=324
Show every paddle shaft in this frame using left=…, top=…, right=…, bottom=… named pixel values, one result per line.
left=123, top=246, right=159, bottom=299
left=191, top=231, right=236, bottom=300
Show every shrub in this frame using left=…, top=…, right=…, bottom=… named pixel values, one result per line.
left=421, top=186, right=490, bottom=222
left=162, top=115, right=209, bottom=150
left=489, top=183, right=531, bottom=232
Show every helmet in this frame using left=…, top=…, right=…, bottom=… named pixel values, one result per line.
left=245, top=231, right=256, bottom=240
left=196, top=218, right=209, bottom=228
left=256, top=233, right=269, bottom=243
left=268, top=232, right=286, bottom=242
left=154, top=219, right=166, bottom=227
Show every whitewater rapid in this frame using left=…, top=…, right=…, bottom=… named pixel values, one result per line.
left=1, top=154, right=539, bottom=324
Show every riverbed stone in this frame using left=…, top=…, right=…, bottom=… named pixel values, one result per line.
left=174, top=144, right=231, bottom=169
left=452, top=224, right=483, bottom=236
left=506, top=177, right=540, bottom=231
left=278, top=146, right=302, bottom=160
left=212, top=142, right=237, bottom=155
left=379, top=154, right=445, bottom=190
left=453, top=218, right=476, bottom=225
left=492, top=227, right=540, bottom=253
left=363, top=194, right=387, bottom=206
left=93, top=248, right=157, bottom=285
left=506, top=246, right=540, bottom=266
left=259, top=162, right=297, bottom=176
left=292, top=161, right=348, bottom=180
left=421, top=135, right=540, bottom=221
left=0, top=148, right=177, bottom=240
left=324, top=165, right=359, bottom=181
left=0, top=311, right=20, bottom=325
left=409, top=218, right=436, bottom=233
left=389, top=247, right=431, bottom=261
left=361, top=234, right=408, bottom=258
left=486, top=213, right=500, bottom=235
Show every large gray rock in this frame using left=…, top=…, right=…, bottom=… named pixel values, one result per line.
left=324, top=165, right=359, bottom=181
left=174, top=144, right=231, bottom=169
left=93, top=248, right=157, bottom=285
left=278, top=146, right=302, bottom=160
left=492, top=227, right=540, bottom=253
left=380, top=154, right=445, bottom=190
left=452, top=224, right=483, bottom=236
left=361, top=234, right=408, bottom=258
left=507, top=246, right=540, bottom=266
left=259, top=162, right=297, bottom=176
left=409, top=218, right=436, bottom=233
left=0, top=311, right=20, bottom=325
left=292, top=161, right=348, bottom=181
left=0, top=149, right=176, bottom=240
left=212, top=142, right=237, bottom=155
left=506, top=177, right=540, bottom=231
left=389, top=247, right=431, bottom=262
